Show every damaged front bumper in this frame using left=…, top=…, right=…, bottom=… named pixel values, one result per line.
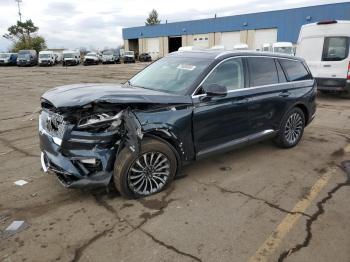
left=39, top=110, right=122, bottom=189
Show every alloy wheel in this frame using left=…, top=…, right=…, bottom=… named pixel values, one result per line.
left=127, top=152, right=170, bottom=195
left=284, top=112, right=303, bottom=144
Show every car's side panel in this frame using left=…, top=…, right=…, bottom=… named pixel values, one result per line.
left=134, top=105, right=196, bottom=162
left=192, top=93, right=252, bottom=155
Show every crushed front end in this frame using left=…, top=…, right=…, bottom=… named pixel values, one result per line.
left=39, top=100, right=141, bottom=189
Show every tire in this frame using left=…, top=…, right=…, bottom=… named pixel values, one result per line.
left=274, top=107, right=305, bottom=148
left=113, top=138, right=177, bottom=198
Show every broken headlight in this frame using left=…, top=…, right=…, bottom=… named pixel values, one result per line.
left=77, top=111, right=123, bottom=131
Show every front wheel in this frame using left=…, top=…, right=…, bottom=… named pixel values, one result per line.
left=114, top=138, right=177, bottom=198
left=274, top=107, right=305, bottom=148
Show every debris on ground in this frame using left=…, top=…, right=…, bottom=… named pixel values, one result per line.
left=1, top=220, right=30, bottom=239
left=14, top=180, right=28, bottom=186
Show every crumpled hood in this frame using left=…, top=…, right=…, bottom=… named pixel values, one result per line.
left=41, top=83, right=192, bottom=108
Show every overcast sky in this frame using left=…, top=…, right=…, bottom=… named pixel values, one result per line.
left=0, top=0, right=347, bottom=51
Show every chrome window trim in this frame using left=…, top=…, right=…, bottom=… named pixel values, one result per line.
left=191, top=55, right=310, bottom=98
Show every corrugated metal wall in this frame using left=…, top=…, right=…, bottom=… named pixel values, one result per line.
left=122, top=2, right=350, bottom=43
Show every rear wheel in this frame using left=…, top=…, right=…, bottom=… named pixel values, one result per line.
left=274, top=107, right=305, bottom=148
left=114, top=138, right=177, bottom=198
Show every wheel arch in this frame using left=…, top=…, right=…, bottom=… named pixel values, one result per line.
left=143, top=131, right=184, bottom=172
left=293, top=103, right=309, bottom=125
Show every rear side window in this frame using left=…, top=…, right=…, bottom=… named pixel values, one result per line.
left=247, top=57, right=279, bottom=87
left=279, top=59, right=311, bottom=81
left=275, top=59, right=287, bottom=83
left=322, top=37, right=349, bottom=61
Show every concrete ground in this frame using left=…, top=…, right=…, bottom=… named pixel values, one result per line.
left=0, top=64, right=349, bottom=262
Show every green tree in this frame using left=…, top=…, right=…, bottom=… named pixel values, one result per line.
left=3, top=19, right=47, bottom=53
left=145, top=9, right=161, bottom=25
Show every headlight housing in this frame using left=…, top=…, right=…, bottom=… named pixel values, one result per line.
left=77, top=111, right=123, bottom=131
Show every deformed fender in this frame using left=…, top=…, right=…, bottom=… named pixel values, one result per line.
left=133, top=106, right=196, bottom=162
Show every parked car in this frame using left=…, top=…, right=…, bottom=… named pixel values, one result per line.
left=139, top=53, right=152, bottom=62
left=62, top=50, right=80, bottom=66
left=296, top=20, right=350, bottom=97
left=84, top=52, right=101, bottom=65
left=102, top=49, right=120, bottom=64
left=0, top=53, right=18, bottom=66
left=17, top=50, right=37, bottom=66
left=38, top=51, right=55, bottom=66
left=39, top=50, right=316, bottom=198
left=123, top=51, right=135, bottom=63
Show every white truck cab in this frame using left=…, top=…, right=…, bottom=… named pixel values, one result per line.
left=39, top=51, right=55, bottom=66
left=62, top=50, right=80, bottom=66
left=272, top=42, right=294, bottom=55
left=296, top=20, right=350, bottom=95
left=233, top=44, right=249, bottom=50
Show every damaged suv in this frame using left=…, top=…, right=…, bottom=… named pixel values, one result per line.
left=39, top=50, right=316, bottom=198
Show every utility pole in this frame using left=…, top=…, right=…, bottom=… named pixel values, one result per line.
left=15, top=0, right=22, bottom=22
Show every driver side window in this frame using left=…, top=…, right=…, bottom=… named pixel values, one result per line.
left=203, top=58, right=244, bottom=91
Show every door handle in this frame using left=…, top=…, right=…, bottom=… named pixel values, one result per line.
left=323, top=64, right=331, bottom=67
left=279, top=91, right=291, bottom=97
left=233, top=98, right=249, bottom=104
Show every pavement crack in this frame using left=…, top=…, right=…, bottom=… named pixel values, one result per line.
left=277, top=161, right=350, bottom=262
left=195, top=179, right=311, bottom=217
left=92, top=188, right=201, bottom=261
left=70, top=223, right=117, bottom=262
left=140, top=228, right=202, bottom=262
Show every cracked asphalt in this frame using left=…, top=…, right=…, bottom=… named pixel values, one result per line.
left=0, top=64, right=349, bottom=262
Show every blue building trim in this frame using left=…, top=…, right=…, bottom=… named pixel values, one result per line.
left=122, top=2, right=350, bottom=43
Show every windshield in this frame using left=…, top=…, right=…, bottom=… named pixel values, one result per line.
left=63, top=53, right=74, bottom=58
left=129, top=56, right=211, bottom=94
left=18, top=54, right=30, bottom=59
left=0, top=53, right=10, bottom=58
left=103, top=50, right=113, bottom=55
left=125, top=51, right=134, bottom=56
left=39, top=54, right=51, bottom=58
left=274, top=47, right=293, bottom=54
left=86, top=53, right=96, bottom=56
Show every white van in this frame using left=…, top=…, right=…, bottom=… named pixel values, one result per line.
left=62, top=50, right=80, bottom=66
left=39, top=51, right=55, bottom=66
left=296, top=20, right=350, bottom=95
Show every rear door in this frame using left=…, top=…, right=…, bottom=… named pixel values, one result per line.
left=319, top=36, right=349, bottom=79
left=245, top=56, right=289, bottom=133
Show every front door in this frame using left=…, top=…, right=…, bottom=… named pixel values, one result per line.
left=192, top=57, right=251, bottom=156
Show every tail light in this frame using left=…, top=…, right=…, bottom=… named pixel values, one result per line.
left=348, top=62, right=350, bottom=80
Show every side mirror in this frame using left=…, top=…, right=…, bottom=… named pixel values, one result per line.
left=202, top=84, right=227, bottom=97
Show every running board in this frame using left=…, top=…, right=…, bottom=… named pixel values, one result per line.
left=196, top=129, right=276, bottom=160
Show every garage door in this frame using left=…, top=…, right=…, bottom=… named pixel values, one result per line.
left=193, top=34, right=209, bottom=48
left=221, top=32, right=241, bottom=50
left=254, top=28, right=277, bottom=51
left=146, top=38, right=160, bottom=60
